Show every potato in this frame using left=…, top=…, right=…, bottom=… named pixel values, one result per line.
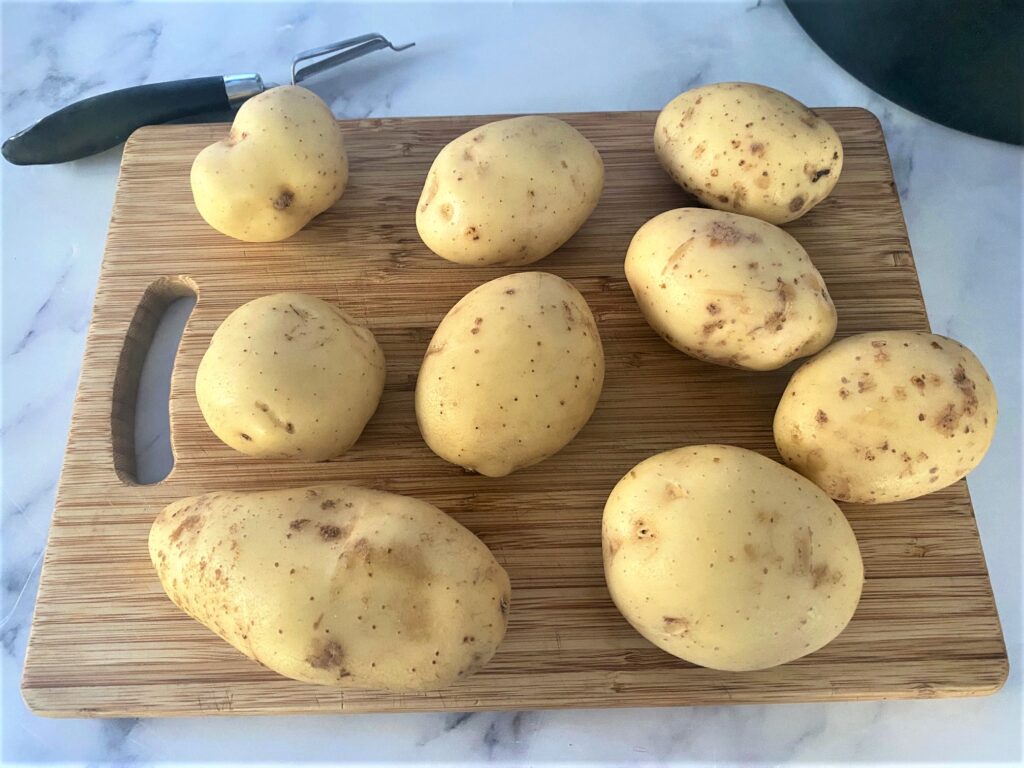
left=416, top=116, right=604, bottom=265
left=603, top=445, right=863, bottom=671
left=196, top=292, right=385, bottom=461
left=625, top=208, right=836, bottom=370
left=774, top=331, right=997, bottom=503
left=149, top=484, right=510, bottom=692
left=191, top=85, right=347, bottom=241
left=416, top=272, right=604, bottom=476
left=654, top=82, right=843, bottom=224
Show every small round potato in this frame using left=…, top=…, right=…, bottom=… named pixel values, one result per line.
left=625, top=208, right=836, bottom=370
left=416, top=272, right=604, bottom=477
left=416, top=116, right=604, bottom=266
left=196, top=292, right=385, bottom=461
left=774, top=331, right=997, bottom=503
left=603, top=445, right=863, bottom=671
left=654, top=82, right=843, bottom=224
left=150, top=484, right=511, bottom=692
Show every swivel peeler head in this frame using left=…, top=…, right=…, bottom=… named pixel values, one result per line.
left=291, top=33, right=415, bottom=86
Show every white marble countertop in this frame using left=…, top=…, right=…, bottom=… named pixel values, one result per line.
left=1, top=1, right=1021, bottom=765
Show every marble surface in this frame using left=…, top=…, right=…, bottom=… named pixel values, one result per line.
left=1, top=1, right=1021, bottom=765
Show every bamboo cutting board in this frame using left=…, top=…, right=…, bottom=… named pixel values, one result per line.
left=23, top=109, right=1007, bottom=717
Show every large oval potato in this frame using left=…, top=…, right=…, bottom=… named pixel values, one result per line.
left=603, top=445, right=863, bottom=672
left=774, top=331, right=998, bottom=503
left=416, top=116, right=604, bottom=265
left=416, top=272, right=604, bottom=476
left=655, top=82, right=842, bottom=224
left=196, top=292, right=385, bottom=461
left=191, top=86, right=348, bottom=242
left=625, top=208, right=836, bottom=370
left=149, top=484, right=511, bottom=692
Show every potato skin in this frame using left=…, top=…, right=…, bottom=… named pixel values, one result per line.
left=416, top=116, right=604, bottom=265
left=416, top=272, right=604, bottom=477
left=625, top=208, right=836, bottom=370
left=603, top=445, right=863, bottom=671
left=774, top=331, right=997, bottom=503
left=654, top=82, right=842, bottom=224
left=196, top=292, right=385, bottom=461
left=191, top=85, right=348, bottom=242
left=149, top=485, right=511, bottom=692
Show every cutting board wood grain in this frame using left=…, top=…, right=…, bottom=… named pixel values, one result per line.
left=22, top=109, right=1007, bottom=717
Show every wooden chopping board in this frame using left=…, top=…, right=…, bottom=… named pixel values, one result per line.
left=22, top=109, right=1007, bottom=717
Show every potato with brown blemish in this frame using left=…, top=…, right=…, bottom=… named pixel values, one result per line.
left=416, top=272, right=604, bottom=476
left=774, top=331, right=997, bottom=503
left=191, top=86, right=348, bottom=241
left=625, top=208, right=836, bottom=370
left=603, top=445, right=863, bottom=671
left=196, top=292, right=385, bottom=460
left=654, top=82, right=842, bottom=224
left=416, top=116, right=604, bottom=265
left=149, top=484, right=511, bottom=692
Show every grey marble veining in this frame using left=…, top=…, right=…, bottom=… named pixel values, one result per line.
left=1, top=2, right=1021, bottom=765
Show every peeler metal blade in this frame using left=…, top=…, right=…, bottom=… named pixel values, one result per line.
left=291, top=33, right=415, bottom=85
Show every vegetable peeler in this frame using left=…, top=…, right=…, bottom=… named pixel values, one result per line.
left=2, top=33, right=414, bottom=166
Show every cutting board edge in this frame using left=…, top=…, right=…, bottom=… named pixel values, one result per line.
left=20, top=656, right=1011, bottom=719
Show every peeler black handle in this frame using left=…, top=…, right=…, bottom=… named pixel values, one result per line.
left=1, top=75, right=264, bottom=166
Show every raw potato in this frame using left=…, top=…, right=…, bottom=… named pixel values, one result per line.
left=774, top=331, right=997, bottom=503
left=191, top=85, right=348, bottom=242
left=603, top=445, right=863, bottom=671
left=416, top=116, right=604, bottom=265
left=625, top=208, right=836, bottom=370
left=416, top=272, right=604, bottom=477
left=196, top=292, right=385, bottom=461
left=149, top=485, right=510, bottom=691
left=654, top=82, right=843, bottom=224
